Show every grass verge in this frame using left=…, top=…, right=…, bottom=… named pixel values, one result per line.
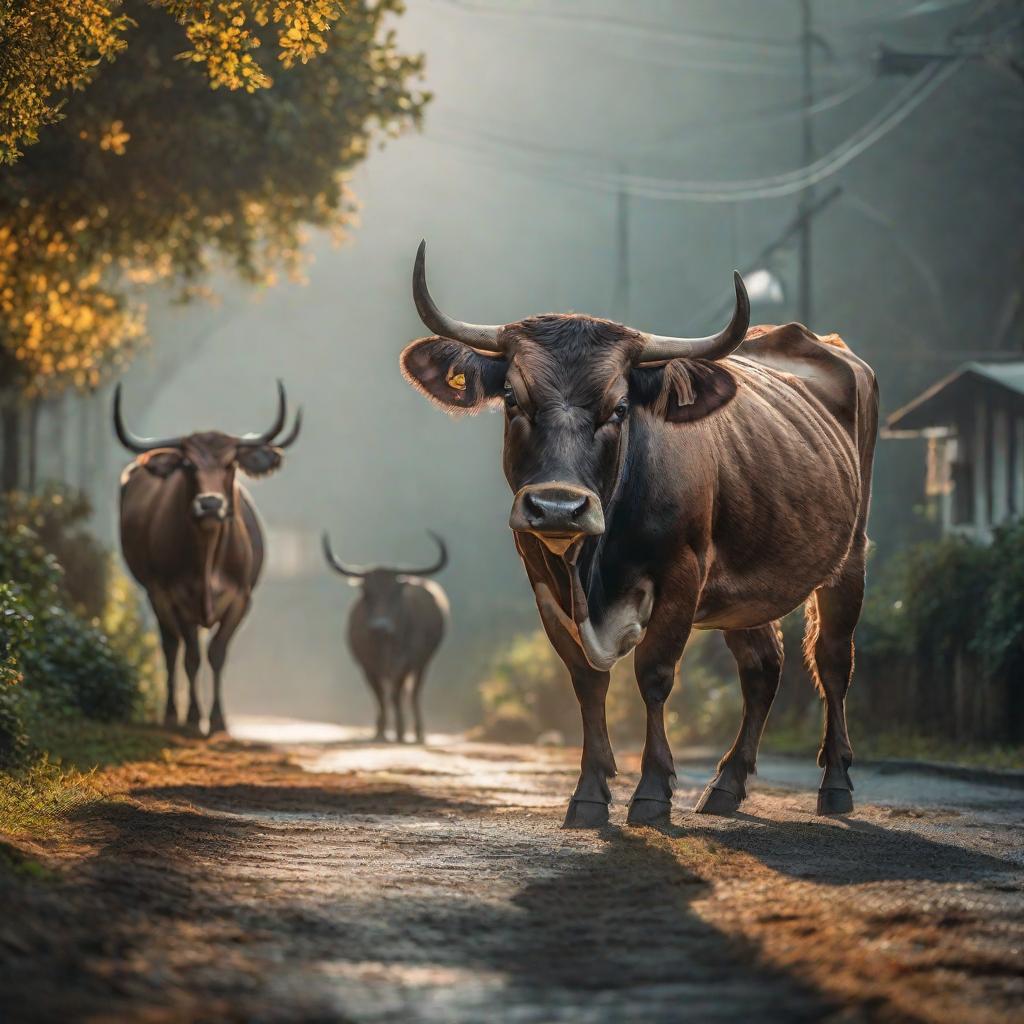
left=764, top=721, right=1024, bottom=771
left=0, top=723, right=179, bottom=849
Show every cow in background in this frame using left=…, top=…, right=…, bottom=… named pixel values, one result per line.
left=323, top=531, right=448, bottom=743
left=115, top=382, right=301, bottom=736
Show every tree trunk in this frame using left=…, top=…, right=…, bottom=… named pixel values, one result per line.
left=27, top=396, right=40, bottom=494
left=1, top=401, right=20, bottom=492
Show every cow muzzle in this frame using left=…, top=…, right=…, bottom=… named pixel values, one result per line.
left=192, top=493, right=228, bottom=522
left=509, top=483, right=605, bottom=554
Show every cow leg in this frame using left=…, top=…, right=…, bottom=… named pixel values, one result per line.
left=563, top=665, right=615, bottom=828
left=181, top=623, right=203, bottom=736
left=207, top=599, right=248, bottom=737
left=410, top=667, right=428, bottom=744
left=366, top=674, right=387, bottom=741
left=807, top=543, right=866, bottom=816
left=391, top=677, right=407, bottom=743
left=156, top=617, right=180, bottom=729
left=628, top=580, right=698, bottom=827
left=695, top=623, right=783, bottom=816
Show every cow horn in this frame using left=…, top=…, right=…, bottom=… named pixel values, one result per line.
left=413, top=241, right=503, bottom=352
left=402, top=531, right=448, bottom=577
left=239, top=380, right=288, bottom=446
left=112, top=384, right=182, bottom=453
left=637, top=272, right=750, bottom=363
left=275, top=407, right=303, bottom=450
left=322, top=532, right=367, bottom=578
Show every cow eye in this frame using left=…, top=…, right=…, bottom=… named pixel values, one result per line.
left=607, top=400, right=629, bottom=425
left=503, top=383, right=518, bottom=410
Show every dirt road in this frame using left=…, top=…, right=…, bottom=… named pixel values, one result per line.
left=2, top=720, right=1021, bottom=1023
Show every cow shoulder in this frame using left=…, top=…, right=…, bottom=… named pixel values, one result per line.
left=735, top=323, right=865, bottom=432
left=402, top=577, right=449, bottom=619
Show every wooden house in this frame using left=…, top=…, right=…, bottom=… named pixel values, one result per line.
left=886, top=361, right=1024, bottom=541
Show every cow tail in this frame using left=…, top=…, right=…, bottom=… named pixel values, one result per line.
left=803, top=592, right=825, bottom=699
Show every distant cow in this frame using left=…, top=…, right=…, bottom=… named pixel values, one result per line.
left=400, top=241, right=878, bottom=825
left=322, top=531, right=448, bottom=743
left=115, top=382, right=301, bottom=735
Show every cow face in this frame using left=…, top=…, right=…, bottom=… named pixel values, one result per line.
left=357, top=570, right=406, bottom=638
left=402, top=317, right=737, bottom=554
left=400, top=243, right=748, bottom=555
left=114, top=382, right=301, bottom=529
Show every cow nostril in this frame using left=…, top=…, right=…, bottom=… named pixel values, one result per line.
left=569, top=495, right=588, bottom=519
left=524, top=492, right=545, bottom=519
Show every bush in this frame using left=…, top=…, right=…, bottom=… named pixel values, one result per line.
left=476, top=627, right=743, bottom=749
left=0, top=507, right=154, bottom=768
left=1, top=486, right=108, bottom=617
left=0, top=583, right=31, bottom=770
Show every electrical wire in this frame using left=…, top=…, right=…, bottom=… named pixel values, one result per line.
left=428, top=60, right=963, bottom=203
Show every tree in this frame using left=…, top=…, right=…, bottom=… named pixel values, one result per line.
left=0, top=1, right=356, bottom=166
left=0, top=0, right=426, bottom=487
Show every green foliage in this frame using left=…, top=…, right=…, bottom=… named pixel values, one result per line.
left=1, top=486, right=107, bottom=616
left=0, top=0, right=427, bottom=397
left=972, top=521, right=1024, bottom=682
left=0, top=582, right=31, bottom=769
left=476, top=627, right=742, bottom=748
left=0, top=494, right=159, bottom=769
left=477, top=631, right=576, bottom=742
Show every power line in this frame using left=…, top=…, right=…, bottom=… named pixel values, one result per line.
left=426, top=0, right=858, bottom=78
left=429, top=59, right=962, bottom=203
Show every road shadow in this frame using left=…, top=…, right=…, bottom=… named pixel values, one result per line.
left=137, top=781, right=493, bottom=817
left=666, top=813, right=1017, bottom=884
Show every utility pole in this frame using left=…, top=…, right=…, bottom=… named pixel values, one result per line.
left=798, top=0, right=815, bottom=327
left=612, top=161, right=630, bottom=323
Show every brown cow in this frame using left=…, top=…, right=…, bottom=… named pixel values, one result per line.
left=400, top=242, right=878, bottom=826
left=322, top=531, right=448, bottom=743
left=114, top=383, right=301, bottom=735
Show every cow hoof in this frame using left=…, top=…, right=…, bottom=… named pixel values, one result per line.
left=182, top=721, right=203, bottom=738
left=694, top=785, right=742, bottom=816
left=562, top=799, right=609, bottom=829
left=627, top=798, right=672, bottom=828
left=162, top=713, right=178, bottom=731
left=373, top=732, right=387, bottom=743
left=817, top=788, right=854, bottom=816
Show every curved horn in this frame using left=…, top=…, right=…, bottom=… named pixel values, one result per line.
left=637, top=272, right=750, bottom=363
left=274, top=407, right=303, bottom=450
left=239, top=380, right=288, bottom=446
left=402, top=531, right=448, bottom=577
left=112, top=383, right=182, bottom=454
left=321, top=532, right=367, bottom=579
left=413, top=240, right=503, bottom=352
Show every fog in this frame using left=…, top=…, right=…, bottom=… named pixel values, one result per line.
left=105, top=0, right=1024, bottom=727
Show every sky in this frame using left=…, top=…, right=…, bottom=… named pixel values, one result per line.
left=99, top=0, right=1024, bottom=727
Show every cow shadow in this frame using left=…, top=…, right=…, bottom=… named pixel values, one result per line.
left=660, top=812, right=1017, bottom=885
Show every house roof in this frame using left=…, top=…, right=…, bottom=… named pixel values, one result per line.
left=886, top=360, right=1024, bottom=435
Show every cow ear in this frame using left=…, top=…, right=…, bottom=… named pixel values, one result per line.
left=400, top=336, right=507, bottom=415
left=630, top=359, right=737, bottom=423
left=138, top=448, right=185, bottom=477
left=237, top=445, right=283, bottom=478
